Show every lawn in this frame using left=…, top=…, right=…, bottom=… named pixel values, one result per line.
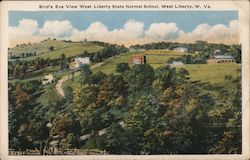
left=93, top=51, right=183, bottom=74
left=20, top=43, right=103, bottom=61
left=182, top=63, right=240, bottom=85
left=37, top=84, right=63, bottom=107
left=9, top=40, right=75, bottom=56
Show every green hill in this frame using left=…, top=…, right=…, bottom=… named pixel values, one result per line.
left=92, top=50, right=240, bottom=86
left=8, top=39, right=103, bottom=61
left=93, top=50, right=186, bottom=74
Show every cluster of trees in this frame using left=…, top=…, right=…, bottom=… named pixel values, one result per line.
left=9, top=62, right=241, bottom=154
left=167, top=54, right=207, bottom=64
left=9, top=52, right=37, bottom=59
left=8, top=58, right=61, bottom=79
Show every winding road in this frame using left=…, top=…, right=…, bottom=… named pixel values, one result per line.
left=55, top=55, right=118, bottom=97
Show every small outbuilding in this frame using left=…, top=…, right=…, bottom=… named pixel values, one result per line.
left=42, top=74, right=55, bottom=85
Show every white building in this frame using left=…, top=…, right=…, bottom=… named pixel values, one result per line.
left=70, top=57, right=90, bottom=69
left=208, top=55, right=235, bottom=63
left=173, top=47, right=188, bottom=53
left=42, top=74, right=55, bottom=85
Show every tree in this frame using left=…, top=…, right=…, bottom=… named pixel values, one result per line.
left=72, top=84, right=98, bottom=110
left=116, top=63, right=130, bottom=73
left=12, top=84, right=30, bottom=110
left=60, top=53, right=66, bottom=70
left=208, top=75, right=241, bottom=154
left=80, top=64, right=92, bottom=84
left=49, top=46, right=54, bottom=51
left=96, top=74, right=127, bottom=107
left=50, top=113, right=81, bottom=148
left=124, top=64, right=154, bottom=94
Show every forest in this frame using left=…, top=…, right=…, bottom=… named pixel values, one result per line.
left=9, top=62, right=241, bottom=154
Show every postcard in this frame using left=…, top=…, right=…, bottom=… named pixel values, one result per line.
left=0, top=0, right=249, bottom=160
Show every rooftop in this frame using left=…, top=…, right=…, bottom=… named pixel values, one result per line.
left=213, top=55, right=234, bottom=59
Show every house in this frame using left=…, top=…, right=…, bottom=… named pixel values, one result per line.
left=173, top=47, right=188, bottom=53
left=42, top=74, right=55, bottom=85
left=70, top=57, right=90, bottom=69
left=207, top=55, right=235, bottom=63
left=131, top=55, right=146, bottom=64
left=169, top=61, right=185, bottom=67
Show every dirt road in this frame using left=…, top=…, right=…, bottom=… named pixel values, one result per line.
left=55, top=55, right=119, bottom=97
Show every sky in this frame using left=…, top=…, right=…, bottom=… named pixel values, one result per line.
left=9, top=11, right=239, bottom=47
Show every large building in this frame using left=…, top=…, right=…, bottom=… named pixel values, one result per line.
left=207, top=55, right=235, bottom=63
left=131, top=55, right=146, bottom=64
left=70, top=57, right=90, bottom=69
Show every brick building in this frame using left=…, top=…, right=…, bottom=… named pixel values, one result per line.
left=131, top=55, right=146, bottom=64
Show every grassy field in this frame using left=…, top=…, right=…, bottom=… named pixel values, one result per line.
left=93, top=50, right=184, bottom=74
left=9, top=40, right=103, bottom=61
left=21, top=43, right=103, bottom=61
left=178, top=63, right=240, bottom=85
left=9, top=40, right=75, bottom=56
left=93, top=52, right=240, bottom=92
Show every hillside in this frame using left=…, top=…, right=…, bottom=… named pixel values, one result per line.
left=93, top=50, right=187, bottom=74
left=8, top=39, right=103, bottom=61
left=91, top=50, right=240, bottom=88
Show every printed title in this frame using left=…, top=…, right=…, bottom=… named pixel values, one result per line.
left=39, top=4, right=212, bottom=9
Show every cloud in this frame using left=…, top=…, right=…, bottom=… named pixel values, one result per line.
left=145, top=22, right=179, bottom=41
left=177, top=20, right=239, bottom=44
left=9, top=18, right=239, bottom=47
left=9, top=19, right=42, bottom=46
left=86, top=21, right=109, bottom=35
left=111, top=20, right=145, bottom=39
left=39, top=20, right=74, bottom=37
left=70, top=19, right=145, bottom=45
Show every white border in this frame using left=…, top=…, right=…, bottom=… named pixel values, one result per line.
left=0, top=1, right=249, bottom=160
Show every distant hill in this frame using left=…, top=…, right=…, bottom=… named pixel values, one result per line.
left=8, top=39, right=103, bottom=61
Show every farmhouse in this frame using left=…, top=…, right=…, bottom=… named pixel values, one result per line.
left=173, top=47, right=188, bottom=53
left=207, top=55, right=235, bottom=63
left=70, top=57, right=90, bottom=69
left=131, top=55, right=146, bottom=64
left=42, top=74, right=55, bottom=85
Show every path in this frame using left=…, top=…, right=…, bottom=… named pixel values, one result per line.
left=55, top=55, right=120, bottom=97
